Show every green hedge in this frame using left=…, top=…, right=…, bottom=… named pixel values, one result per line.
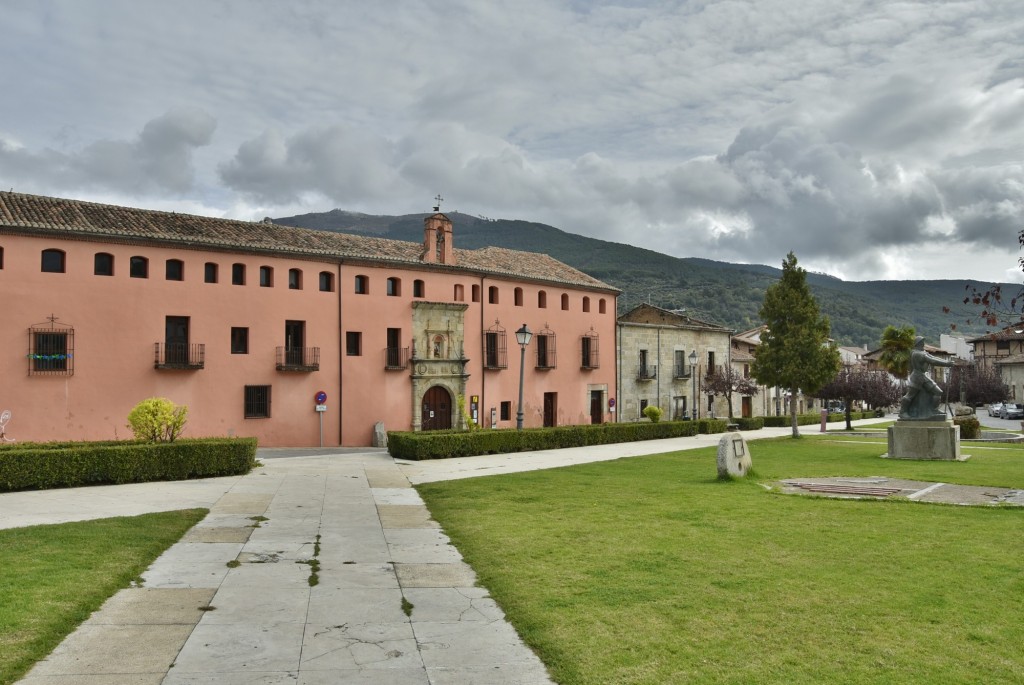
left=735, top=417, right=765, bottom=430
left=0, top=437, right=258, bottom=492
left=762, top=411, right=876, bottom=427
left=388, top=420, right=716, bottom=461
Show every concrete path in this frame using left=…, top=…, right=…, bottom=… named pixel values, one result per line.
left=6, top=414, right=1009, bottom=684
left=13, top=452, right=552, bottom=684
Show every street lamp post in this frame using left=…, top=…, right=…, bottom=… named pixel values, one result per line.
left=515, top=323, right=533, bottom=430
left=689, top=350, right=698, bottom=421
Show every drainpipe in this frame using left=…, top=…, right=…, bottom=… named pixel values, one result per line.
left=479, top=275, right=486, bottom=427
left=336, top=262, right=344, bottom=446
left=615, top=319, right=621, bottom=424
left=656, top=327, right=661, bottom=415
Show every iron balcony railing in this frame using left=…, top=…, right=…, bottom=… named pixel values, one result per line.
left=637, top=364, right=657, bottom=381
left=276, top=346, right=320, bottom=372
left=154, top=343, right=205, bottom=370
left=673, top=364, right=691, bottom=379
left=385, top=346, right=410, bottom=370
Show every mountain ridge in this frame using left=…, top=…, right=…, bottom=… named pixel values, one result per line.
left=272, top=210, right=1014, bottom=347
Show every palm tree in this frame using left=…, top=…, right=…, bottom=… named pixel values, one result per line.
left=878, top=325, right=916, bottom=379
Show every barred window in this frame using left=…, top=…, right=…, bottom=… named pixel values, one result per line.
left=29, top=318, right=74, bottom=376
left=244, top=385, right=271, bottom=418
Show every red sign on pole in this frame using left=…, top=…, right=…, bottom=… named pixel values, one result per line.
left=315, top=391, right=327, bottom=405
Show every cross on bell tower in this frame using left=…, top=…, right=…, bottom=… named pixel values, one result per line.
left=433, top=194, right=444, bottom=212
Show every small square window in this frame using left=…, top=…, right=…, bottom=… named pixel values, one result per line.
left=260, top=266, right=273, bottom=287
left=387, top=277, right=400, bottom=296
left=130, top=256, right=148, bottom=279
left=231, top=327, right=249, bottom=354
left=346, top=331, right=362, bottom=356
left=413, top=279, right=425, bottom=298
left=355, top=275, right=368, bottom=294
left=500, top=401, right=511, bottom=421
left=94, top=253, right=114, bottom=276
left=319, top=271, right=335, bottom=292
left=205, top=262, right=218, bottom=283
left=288, top=268, right=302, bottom=290
left=244, top=385, right=271, bottom=418
left=41, top=249, right=66, bottom=273
left=232, top=263, right=246, bottom=285
left=166, top=259, right=184, bottom=281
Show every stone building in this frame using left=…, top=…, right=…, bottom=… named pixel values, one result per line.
left=616, top=304, right=732, bottom=421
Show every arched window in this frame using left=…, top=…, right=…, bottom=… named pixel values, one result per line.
left=413, top=279, right=425, bottom=298
left=387, top=277, right=401, bottom=296
left=454, top=284, right=465, bottom=301
left=204, top=262, right=218, bottom=283
left=599, top=298, right=607, bottom=314
left=288, top=268, right=302, bottom=290
left=561, top=293, right=569, bottom=310
left=94, top=252, right=114, bottom=276
left=259, top=266, right=273, bottom=287
left=319, top=271, right=335, bottom=292
left=488, top=286, right=499, bottom=304
left=231, top=263, right=245, bottom=285
left=472, top=284, right=481, bottom=302
left=354, top=274, right=368, bottom=294
left=514, top=287, right=523, bottom=306
left=166, top=259, right=184, bottom=281
left=41, top=249, right=66, bottom=273
left=131, top=256, right=149, bottom=279
left=538, top=290, right=547, bottom=308
left=582, top=296, right=590, bottom=313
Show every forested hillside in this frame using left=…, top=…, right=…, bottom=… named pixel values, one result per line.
left=273, top=210, right=1014, bottom=347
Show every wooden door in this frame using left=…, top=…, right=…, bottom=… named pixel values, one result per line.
left=544, top=392, right=557, bottom=427
left=590, top=390, right=603, bottom=424
left=421, top=386, right=452, bottom=431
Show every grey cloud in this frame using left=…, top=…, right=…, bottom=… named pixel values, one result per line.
left=0, top=108, right=214, bottom=195
left=219, top=125, right=403, bottom=204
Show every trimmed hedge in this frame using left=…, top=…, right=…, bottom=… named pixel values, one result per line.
left=0, top=437, right=258, bottom=492
left=762, top=411, right=875, bottom=427
left=735, top=417, right=765, bottom=431
left=388, top=420, right=715, bottom=461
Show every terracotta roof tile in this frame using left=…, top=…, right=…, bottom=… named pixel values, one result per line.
left=0, top=191, right=616, bottom=292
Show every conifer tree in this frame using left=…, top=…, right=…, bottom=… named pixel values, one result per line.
left=751, top=252, right=841, bottom=437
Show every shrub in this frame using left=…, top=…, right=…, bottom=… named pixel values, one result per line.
left=127, top=397, right=188, bottom=442
left=736, top=417, right=764, bottom=430
left=0, top=437, right=257, bottom=492
left=954, top=416, right=981, bottom=440
left=642, top=405, right=664, bottom=423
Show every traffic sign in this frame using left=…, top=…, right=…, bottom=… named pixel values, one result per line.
left=315, top=391, right=327, bottom=404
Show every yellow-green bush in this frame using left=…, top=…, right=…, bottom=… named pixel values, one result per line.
left=127, top=397, right=188, bottom=442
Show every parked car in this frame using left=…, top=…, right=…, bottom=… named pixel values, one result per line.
left=989, top=402, right=1004, bottom=416
left=999, top=403, right=1024, bottom=419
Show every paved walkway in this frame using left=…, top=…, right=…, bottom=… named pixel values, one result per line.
left=3, top=416, right=1013, bottom=684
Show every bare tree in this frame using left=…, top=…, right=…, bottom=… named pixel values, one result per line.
left=816, top=365, right=902, bottom=429
left=704, top=365, right=759, bottom=420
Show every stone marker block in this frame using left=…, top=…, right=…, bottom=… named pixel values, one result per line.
left=373, top=421, right=388, bottom=448
left=717, top=432, right=751, bottom=478
left=885, top=420, right=966, bottom=460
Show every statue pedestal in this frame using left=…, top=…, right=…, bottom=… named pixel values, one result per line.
left=884, top=420, right=967, bottom=461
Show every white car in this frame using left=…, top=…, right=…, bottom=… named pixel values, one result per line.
left=989, top=403, right=1004, bottom=416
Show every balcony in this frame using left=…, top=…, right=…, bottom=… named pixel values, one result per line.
left=276, top=346, right=320, bottom=372
left=385, top=346, right=410, bottom=370
left=155, top=343, right=205, bottom=370
left=673, top=365, right=691, bottom=379
left=637, top=365, right=657, bottom=381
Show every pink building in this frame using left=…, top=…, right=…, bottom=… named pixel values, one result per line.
left=0, top=192, right=618, bottom=447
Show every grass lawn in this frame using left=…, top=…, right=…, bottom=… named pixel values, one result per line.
left=0, top=509, right=207, bottom=685
left=417, top=437, right=1024, bottom=684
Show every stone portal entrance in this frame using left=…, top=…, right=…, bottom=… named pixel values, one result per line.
left=410, top=301, right=470, bottom=432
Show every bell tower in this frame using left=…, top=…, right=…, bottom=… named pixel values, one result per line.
left=422, top=195, right=455, bottom=265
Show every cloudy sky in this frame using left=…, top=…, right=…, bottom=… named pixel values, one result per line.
left=2, top=0, right=1022, bottom=283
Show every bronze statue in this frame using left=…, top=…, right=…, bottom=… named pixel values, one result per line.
left=899, top=337, right=955, bottom=420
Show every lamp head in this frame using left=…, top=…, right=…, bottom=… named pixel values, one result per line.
left=515, top=323, right=533, bottom=346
